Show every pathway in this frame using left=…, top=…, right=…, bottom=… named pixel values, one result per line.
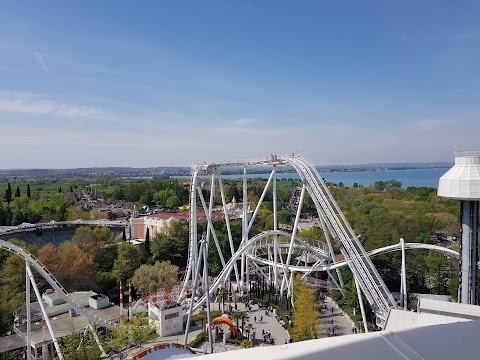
left=318, top=296, right=359, bottom=338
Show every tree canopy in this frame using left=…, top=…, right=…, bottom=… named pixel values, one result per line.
left=291, top=275, right=319, bottom=342
left=131, top=261, right=179, bottom=296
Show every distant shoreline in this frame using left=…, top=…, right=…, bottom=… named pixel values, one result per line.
left=0, top=163, right=452, bottom=180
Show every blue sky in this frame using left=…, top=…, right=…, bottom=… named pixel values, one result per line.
left=0, top=1, right=479, bottom=168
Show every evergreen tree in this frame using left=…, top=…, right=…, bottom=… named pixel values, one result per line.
left=144, top=228, right=151, bottom=261
left=5, top=183, right=11, bottom=205
left=58, top=186, right=62, bottom=193
left=26, top=184, right=31, bottom=199
left=0, top=203, right=7, bottom=225
left=70, top=186, right=74, bottom=192
left=15, top=186, right=20, bottom=198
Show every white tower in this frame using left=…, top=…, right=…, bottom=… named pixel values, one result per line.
left=438, top=151, right=480, bottom=304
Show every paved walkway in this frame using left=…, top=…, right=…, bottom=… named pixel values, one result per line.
left=318, top=296, right=358, bottom=338
left=194, top=301, right=290, bottom=352
left=155, top=295, right=359, bottom=354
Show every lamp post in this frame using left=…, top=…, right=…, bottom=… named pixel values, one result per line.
left=173, top=319, right=178, bottom=344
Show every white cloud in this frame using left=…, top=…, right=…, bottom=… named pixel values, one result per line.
left=230, top=118, right=254, bottom=126
left=0, top=91, right=115, bottom=120
left=34, top=51, right=48, bottom=73
left=412, top=118, right=458, bottom=129
left=213, top=117, right=285, bottom=136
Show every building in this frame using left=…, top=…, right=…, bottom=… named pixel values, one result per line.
left=128, top=211, right=226, bottom=241
left=148, top=303, right=183, bottom=337
left=9, top=290, right=125, bottom=359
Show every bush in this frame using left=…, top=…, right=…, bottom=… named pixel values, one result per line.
left=188, top=332, right=207, bottom=348
left=240, top=339, right=254, bottom=348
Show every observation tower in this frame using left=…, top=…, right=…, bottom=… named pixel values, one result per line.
left=438, top=151, right=480, bottom=304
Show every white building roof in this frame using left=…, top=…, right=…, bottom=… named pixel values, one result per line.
left=418, top=298, right=480, bottom=319
left=385, top=298, right=480, bottom=331
left=438, top=151, right=480, bottom=199
left=384, top=309, right=469, bottom=330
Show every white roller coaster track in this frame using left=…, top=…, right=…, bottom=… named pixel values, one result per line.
left=248, top=241, right=469, bottom=273
left=0, top=239, right=117, bottom=329
left=285, top=155, right=397, bottom=319
left=190, top=233, right=467, bottom=313
left=182, top=154, right=397, bottom=322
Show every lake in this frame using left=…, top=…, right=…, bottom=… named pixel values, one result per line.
left=178, top=168, right=450, bottom=188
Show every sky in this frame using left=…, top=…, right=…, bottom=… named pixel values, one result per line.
left=0, top=1, right=479, bottom=169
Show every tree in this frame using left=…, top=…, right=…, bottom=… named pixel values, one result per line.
left=150, top=233, right=173, bottom=262
left=385, top=179, right=402, bottom=190
left=277, top=210, right=292, bottom=225
left=113, top=242, right=142, bottom=283
left=373, top=181, right=386, bottom=192
left=71, top=227, right=116, bottom=272
left=58, top=186, right=62, bottom=193
left=0, top=203, right=7, bottom=226
left=165, top=195, right=181, bottom=208
left=38, top=242, right=97, bottom=291
left=198, top=309, right=207, bottom=333
left=108, top=313, right=156, bottom=354
left=426, top=250, right=451, bottom=294
left=0, top=254, right=27, bottom=335
left=5, top=183, right=11, bottom=205
left=144, top=227, right=151, bottom=262
left=238, top=312, right=249, bottom=337
left=131, top=261, right=179, bottom=296
left=291, top=275, right=319, bottom=342
left=27, top=184, right=31, bottom=199
left=14, top=186, right=20, bottom=197
left=11, top=209, right=25, bottom=225
left=218, top=288, right=227, bottom=311
left=231, top=312, right=242, bottom=337
left=58, top=330, right=102, bottom=360
left=162, top=220, right=189, bottom=267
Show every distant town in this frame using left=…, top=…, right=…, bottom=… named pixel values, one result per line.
left=0, top=162, right=452, bottom=181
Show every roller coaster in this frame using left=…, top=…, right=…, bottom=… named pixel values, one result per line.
left=0, top=153, right=465, bottom=357
left=182, top=154, right=398, bottom=326
left=0, top=222, right=470, bottom=357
